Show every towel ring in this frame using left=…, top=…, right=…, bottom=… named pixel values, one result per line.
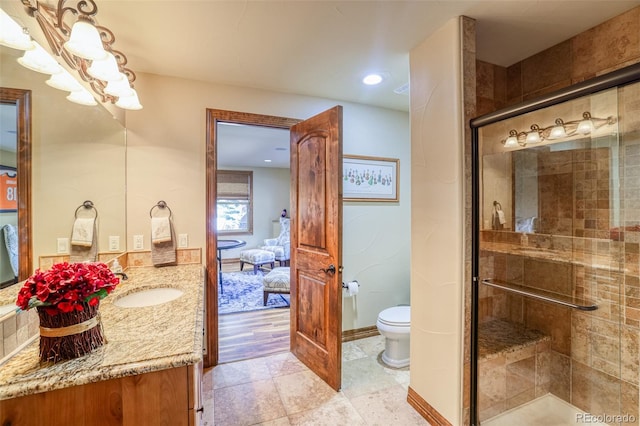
left=74, top=200, right=98, bottom=219
left=150, top=200, right=173, bottom=218
left=493, top=200, right=502, bottom=211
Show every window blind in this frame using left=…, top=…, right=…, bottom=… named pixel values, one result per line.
left=217, top=170, right=252, bottom=199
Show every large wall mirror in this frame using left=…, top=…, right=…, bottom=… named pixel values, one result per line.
left=0, top=44, right=127, bottom=286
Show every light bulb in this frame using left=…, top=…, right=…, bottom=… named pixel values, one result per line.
left=577, top=112, right=594, bottom=134
left=115, top=88, right=143, bottom=110
left=104, top=73, right=134, bottom=97
left=46, top=69, right=83, bottom=92
left=64, top=18, right=107, bottom=60
left=67, top=89, right=97, bottom=106
left=525, top=124, right=541, bottom=144
left=17, top=42, right=62, bottom=74
left=548, top=119, right=566, bottom=139
left=87, top=52, right=122, bottom=81
left=503, top=130, right=519, bottom=148
left=0, top=9, right=34, bottom=50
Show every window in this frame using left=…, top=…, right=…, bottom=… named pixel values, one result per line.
left=216, top=170, right=252, bottom=234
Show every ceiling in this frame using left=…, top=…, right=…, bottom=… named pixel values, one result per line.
left=4, top=1, right=640, bottom=166
left=97, top=0, right=640, bottom=113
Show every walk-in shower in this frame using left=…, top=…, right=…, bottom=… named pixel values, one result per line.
left=471, top=64, right=640, bottom=426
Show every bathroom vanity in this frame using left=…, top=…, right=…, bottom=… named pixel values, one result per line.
left=0, top=264, right=205, bottom=426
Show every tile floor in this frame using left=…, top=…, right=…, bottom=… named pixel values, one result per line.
left=202, top=335, right=431, bottom=425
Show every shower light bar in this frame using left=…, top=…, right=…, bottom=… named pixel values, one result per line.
left=501, top=112, right=616, bottom=148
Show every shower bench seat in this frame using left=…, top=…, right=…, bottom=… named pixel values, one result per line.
left=478, top=319, right=551, bottom=422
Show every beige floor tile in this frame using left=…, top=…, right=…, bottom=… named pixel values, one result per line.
left=350, top=384, right=430, bottom=425
left=287, top=392, right=366, bottom=425
left=352, top=335, right=386, bottom=357
left=213, top=356, right=272, bottom=389
left=264, top=351, right=309, bottom=377
left=257, top=417, right=292, bottom=425
left=343, top=340, right=369, bottom=361
left=342, top=356, right=401, bottom=399
left=213, top=378, right=287, bottom=425
left=274, top=369, right=340, bottom=415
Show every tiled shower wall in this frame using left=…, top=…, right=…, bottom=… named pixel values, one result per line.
left=469, top=5, right=640, bottom=424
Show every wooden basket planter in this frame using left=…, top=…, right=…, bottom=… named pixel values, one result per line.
left=37, top=302, right=104, bottom=363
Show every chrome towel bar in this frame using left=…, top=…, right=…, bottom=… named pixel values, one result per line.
left=481, top=279, right=598, bottom=311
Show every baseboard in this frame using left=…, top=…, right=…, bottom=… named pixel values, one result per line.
left=407, top=386, right=452, bottom=426
left=341, top=325, right=379, bottom=342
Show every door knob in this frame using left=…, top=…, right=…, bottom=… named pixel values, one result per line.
left=321, top=264, right=336, bottom=275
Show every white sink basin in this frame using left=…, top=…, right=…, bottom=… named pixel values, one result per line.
left=113, top=288, right=184, bottom=308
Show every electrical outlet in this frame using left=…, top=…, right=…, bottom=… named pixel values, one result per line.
left=109, top=236, right=120, bottom=251
left=178, top=233, right=188, bottom=248
left=57, top=237, right=69, bottom=254
left=133, top=234, right=144, bottom=250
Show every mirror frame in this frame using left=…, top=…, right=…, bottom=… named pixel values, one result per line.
left=0, top=87, right=33, bottom=282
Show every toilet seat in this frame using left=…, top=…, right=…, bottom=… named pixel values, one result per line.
left=377, top=306, right=410, bottom=327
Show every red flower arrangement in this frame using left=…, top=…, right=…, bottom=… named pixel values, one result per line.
left=16, top=262, right=120, bottom=316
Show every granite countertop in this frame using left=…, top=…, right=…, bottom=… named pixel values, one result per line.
left=0, top=264, right=204, bottom=400
left=480, top=242, right=623, bottom=272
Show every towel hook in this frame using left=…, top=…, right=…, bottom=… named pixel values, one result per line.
left=74, top=200, right=98, bottom=219
left=493, top=200, right=502, bottom=211
left=149, top=200, right=173, bottom=218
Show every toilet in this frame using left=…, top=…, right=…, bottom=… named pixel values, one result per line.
left=376, top=305, right=411, bottom=368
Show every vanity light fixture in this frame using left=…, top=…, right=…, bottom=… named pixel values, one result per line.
left=14, top=0, right=142, bottom=110
left=501, top=111, right=616, bottom=148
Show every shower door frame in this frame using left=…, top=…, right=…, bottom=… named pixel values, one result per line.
left=469, top=62, right=640, bottom=426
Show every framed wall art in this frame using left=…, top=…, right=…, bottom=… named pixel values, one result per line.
left=343, top=155, right=399, bottom=202
left=0, top=166, right=17, bottom=212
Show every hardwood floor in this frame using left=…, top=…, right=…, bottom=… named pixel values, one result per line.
left=218, top=258, right=290, bottom=364
left=218, top=308, right=291, bottom=363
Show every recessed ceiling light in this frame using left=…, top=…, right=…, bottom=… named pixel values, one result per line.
left=264, top=159, right=272, bottom=163
left=362, top=74, right=383, bottom=85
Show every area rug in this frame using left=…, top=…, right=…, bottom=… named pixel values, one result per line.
left=218, top=271, right=290, bottom=314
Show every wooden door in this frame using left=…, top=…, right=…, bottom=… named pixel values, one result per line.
left=289, top=106, right=343, bottom=390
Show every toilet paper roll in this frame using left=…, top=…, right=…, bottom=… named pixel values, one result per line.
left=347, top=281, right=359, bottom=296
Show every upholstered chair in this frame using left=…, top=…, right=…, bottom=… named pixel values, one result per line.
left=260, top=217, right=290, bottom=266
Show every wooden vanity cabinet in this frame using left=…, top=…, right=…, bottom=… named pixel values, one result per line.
left=0, top=362, right=203, bottom=426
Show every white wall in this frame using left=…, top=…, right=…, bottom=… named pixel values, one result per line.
left=125, top=73, right=411, bottom=331
left=409, top=18, right=464, bottom=424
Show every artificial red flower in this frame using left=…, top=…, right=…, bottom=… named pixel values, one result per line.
left=15, top=262, right=120, bottom=315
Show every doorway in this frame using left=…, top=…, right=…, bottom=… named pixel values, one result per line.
left=204, top=109, right=300, bottom=368
left=216, top=121, right=293, bottom=363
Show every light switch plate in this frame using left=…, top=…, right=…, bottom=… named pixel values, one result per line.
left=178, top=233, right=188, bottom=248
left=109, top=236, right=120, bottom=251
left=57, top=237, right=69, bottom=254
left=133, top=234, right=144, bottom=250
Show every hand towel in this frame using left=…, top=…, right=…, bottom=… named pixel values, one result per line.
left=151, top=217, right=176, bottom=267
left=497, top=210, right=506, bottom=225
left=151, top=216, right=172, bottom=245
left=71, top=217, right=95, bottom=247
left=70, top=218, right=98, bottom=262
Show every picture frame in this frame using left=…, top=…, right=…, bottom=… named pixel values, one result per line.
left=343, top=155, right=399, bottom=202
left=0, top=166, right=17, bottom=212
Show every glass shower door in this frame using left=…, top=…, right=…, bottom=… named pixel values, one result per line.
left=474, top=82, right=636, bottom=425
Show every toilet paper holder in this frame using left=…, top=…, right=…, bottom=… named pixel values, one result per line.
left=342, top=280, right=359, bottom=288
